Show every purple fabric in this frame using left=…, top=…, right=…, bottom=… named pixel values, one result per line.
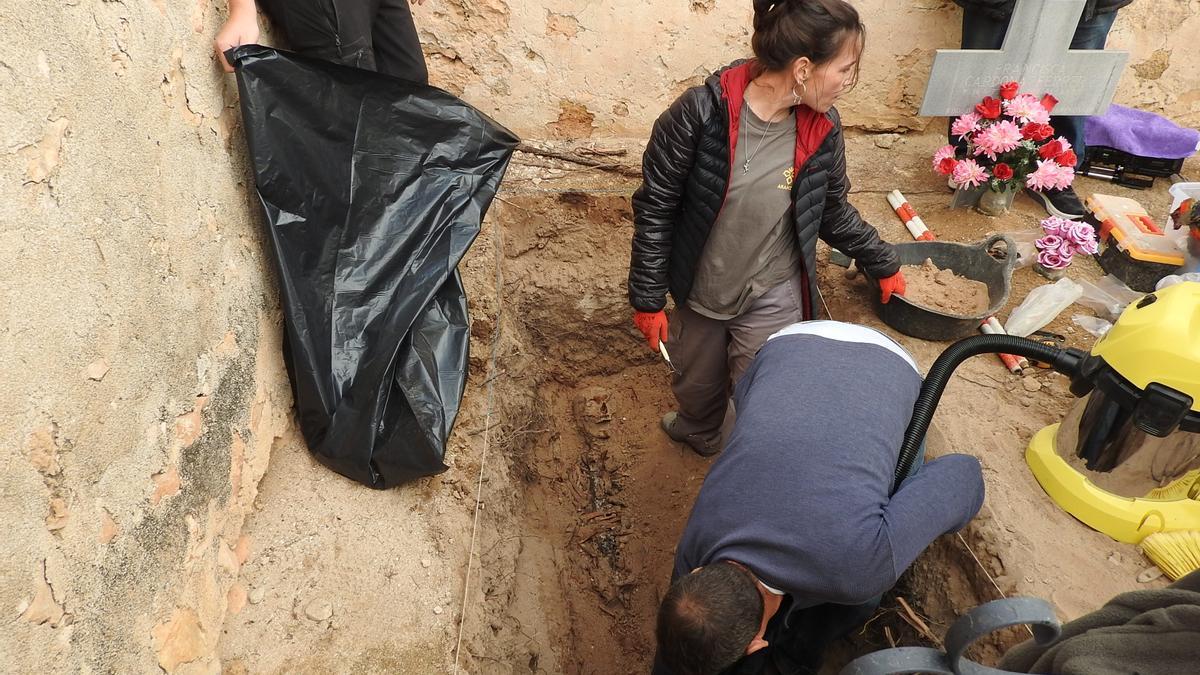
left=1086, top=104, right=1200, bottom=160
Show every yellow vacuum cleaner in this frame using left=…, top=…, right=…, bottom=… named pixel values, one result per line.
left=893, top=282, right=1200, bottom=576
left=1025, top=280, right=1200, bottom=546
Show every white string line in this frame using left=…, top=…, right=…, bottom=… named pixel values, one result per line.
left=956, top=532, right=1035, bottom=638
left=453, top=208, right=506, bottom=672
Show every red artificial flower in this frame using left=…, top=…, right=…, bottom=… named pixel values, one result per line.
left=1021, top=123, right=1054, bottom=141
left=975, top=96, right=1002, bottom=119
left=999, top=81, right=1020, bottom=100
left=936, top=157, right=958, bottom=176
left=1039, top=139, right=1065, bottom=160
left=994, top=163, right=1014, bottom=180
left=1040, top=93, right=1059, bottom=113
left=1056, top=149, right=1078, bottom=167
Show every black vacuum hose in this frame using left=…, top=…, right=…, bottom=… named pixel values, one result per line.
left=893, top=334, right=1089, bottom=493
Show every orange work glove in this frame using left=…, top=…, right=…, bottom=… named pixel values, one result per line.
left=633, top=310, right=669, bottom=351
left=878, top=270, right=906, bottom=304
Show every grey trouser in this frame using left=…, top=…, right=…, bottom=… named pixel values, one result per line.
left=667, top=272, right=807, bottom=444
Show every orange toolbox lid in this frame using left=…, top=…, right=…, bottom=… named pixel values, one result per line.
left=1085, top=193, right=1186, bottom=266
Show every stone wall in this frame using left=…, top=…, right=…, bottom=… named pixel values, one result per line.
left=420, top=0, right=1199, bottom=138
left=1, top=1, right=291, bottom=672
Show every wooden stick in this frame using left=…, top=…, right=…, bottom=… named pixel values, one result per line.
left=516, top=142, right=642, bottom=177
left=575, top=147, right=629, bottom=157
left=897, top=597, right=943, bottom=648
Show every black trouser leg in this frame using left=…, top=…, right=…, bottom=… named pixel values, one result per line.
left=372, top=0, right=429, bottom=83
left=257, top=0, right=380, bottom=70
left=948, top=9, right=1008, bottom=152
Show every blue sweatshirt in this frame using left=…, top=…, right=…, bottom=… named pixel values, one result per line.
left=673, top=322, right=985, bottom=607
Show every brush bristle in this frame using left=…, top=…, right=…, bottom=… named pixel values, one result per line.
left=1140, top=531, right=1200, bottom=581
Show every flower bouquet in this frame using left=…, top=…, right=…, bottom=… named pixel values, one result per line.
left=933, top=81, right=1076, bottom=216
left=1032, top=216, right=1098, bottom=279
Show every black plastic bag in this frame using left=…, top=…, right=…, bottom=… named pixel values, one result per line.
left=231, top=45, right=518, bottom=488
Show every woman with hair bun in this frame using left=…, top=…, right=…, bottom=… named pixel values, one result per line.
left=629, top=0, right=906, bottom=457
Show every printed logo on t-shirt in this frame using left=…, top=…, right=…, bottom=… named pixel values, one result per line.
left=778, top=167, right=795, bottom=191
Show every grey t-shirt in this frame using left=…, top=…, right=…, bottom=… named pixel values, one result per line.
left=689, top=102, right=801, bottom=320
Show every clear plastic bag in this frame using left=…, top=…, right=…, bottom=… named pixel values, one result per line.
left=1074, top=274, right=1143, bottom=320
left=1156, top=272, right=1200, bottom=291
left=1004, top=277, right=1084, bottom=337
left=1007, top=231, right=1039, bottom=270
left=1072, top=314, right=1113, bottom=338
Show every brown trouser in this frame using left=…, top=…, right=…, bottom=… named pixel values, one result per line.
left=667, top=272, right=807, bottom=445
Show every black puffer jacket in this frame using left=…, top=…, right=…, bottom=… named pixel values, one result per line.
left=952, top=0, right=1134, bottom=22
left=628, top=60, right=900, bottom=318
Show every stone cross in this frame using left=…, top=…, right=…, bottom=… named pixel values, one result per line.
left=920, top=0, right=1128, bottom=117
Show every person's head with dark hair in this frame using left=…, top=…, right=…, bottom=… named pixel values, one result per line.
left=748, top=0, right=866, bottom=113
left=656, top=561, right=784, bottom=675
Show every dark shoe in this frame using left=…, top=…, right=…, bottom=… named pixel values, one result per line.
left=1025, top=186, right=1087, bottom=220
left=661, top=411, right=721, bottom=457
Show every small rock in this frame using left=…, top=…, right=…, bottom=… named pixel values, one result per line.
left=1137, top=566, right=1164, bottom=583
left=1022, top=377, right=1042, bottom=392
left=84, top=359, right=110, bottom=381
left=1024, top=576, right=1035, bottom=584
left=304, top=598, right=333, bottom=622
left=873, top=133, right=899, bottom=149
left=249, top=588, right=265, bottom=605
left=1107, top=552, right=1123, bottom=565
left=433, top=605, right=444, bottom=615
left=420, top=559, right=431, bottom=568
left=1021, top=396, right=1035, bottom=407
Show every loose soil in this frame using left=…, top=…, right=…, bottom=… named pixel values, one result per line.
left=901, top=258, right=990, bottom=316
left=221, top=139, right=1176, bottom=674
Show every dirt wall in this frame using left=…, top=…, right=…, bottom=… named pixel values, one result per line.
left=419, top=0, right=1200, bottom=138
left=1, top=1, right=291, bottom=672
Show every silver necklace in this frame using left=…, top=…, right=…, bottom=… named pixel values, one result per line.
left=742, top=107, right=780, bottom=175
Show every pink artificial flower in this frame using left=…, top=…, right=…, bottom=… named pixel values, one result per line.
left=973, top=120, right=1023, bottom=160
left=1037, top=249, right=1072, bottom=270
left=1035, top=234, right=1064, bottom=252
left=1050, top=162, right=1076, bottom=190
left=1003, top=94, right=1051, bottom=125
left=951, top=112, right=982, bottom=140
left=1040, top=216, right=1073, bottom=237
left=1066, top=221, right=1099, bottom=254
left=952, top=158, right=990, bottom=188
left=1026, top=160, right=1074, bottom=192
left=932, top=144, right=957, bottom=172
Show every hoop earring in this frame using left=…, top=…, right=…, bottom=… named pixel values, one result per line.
left=792, top=81, right=807, bottom=106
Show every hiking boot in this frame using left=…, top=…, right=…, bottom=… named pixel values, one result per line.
left=661, top=411, right=722, bottom=457
left=1025, top=186, right=1087, bottom=220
